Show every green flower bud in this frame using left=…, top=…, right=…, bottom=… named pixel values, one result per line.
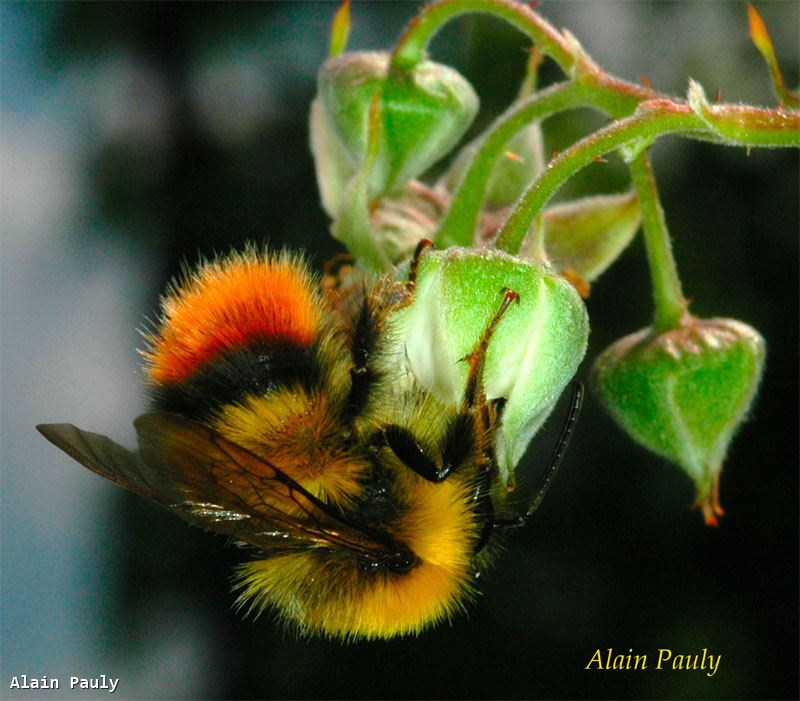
left=539, top=191, right=641, bottom=282
left=316, top=52, right=478, bottom=199
left=390, top=247, right=589, bottom=485
left=591, top=317, right=765, bottom=525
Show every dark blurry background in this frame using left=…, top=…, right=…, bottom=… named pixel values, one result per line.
left=2, top=2, right=797, bottom=699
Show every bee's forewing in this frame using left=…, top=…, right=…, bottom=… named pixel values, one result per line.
left=37, top=418, right=314, bottom=548
left=36, top=423, right=161, bottom=501
left=38, top=415, right=403, bottom=564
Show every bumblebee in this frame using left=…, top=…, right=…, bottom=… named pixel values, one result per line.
left=38, top=241, right=582, bottom=641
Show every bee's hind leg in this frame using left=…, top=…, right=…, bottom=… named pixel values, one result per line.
left=460, top=288, right=519, bottom=409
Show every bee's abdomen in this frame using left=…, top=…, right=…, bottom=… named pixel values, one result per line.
left=143, top=249, right=329, bottom=420
left=143, top=249, right=322, bottom=387
left=150, top=340, right=320, bottom=421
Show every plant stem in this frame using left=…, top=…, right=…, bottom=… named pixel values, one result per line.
left=391, top=0, right=575, bottom=74
left=437, top=81, right=587, bottom=248
left=627, top=153, right=687, bottom=331
left=386, top=0, right=798, bottom=274
left=688, top=81, right=800, bottom=147
left=390, top=0, right=653, bottom=116
left=494, top=103, right=701, bottom=253
left=492, top=87, right=798, bottom=254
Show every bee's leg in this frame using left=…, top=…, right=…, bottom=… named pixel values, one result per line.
left=342, top=288, right=383, bottom=420
left=490, top=382, right=584, bottom=530
left=342, top=240, right=434, bottom=422
left=380, top=412, right=474, bottom=484
left=461, top=288, right=518, bottom=408
left=322, top=252, right=355, bottom=288
left=406, top=238, right=433, bottom=293
left=456, top=288, right=520, bottom=550
left=382, top=289, right=518, bottom=485
left=460, top=288, right=519, bottom=504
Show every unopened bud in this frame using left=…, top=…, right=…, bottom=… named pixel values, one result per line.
left=369, top=182, right=447, bottom=264
left=591, top=317, right=765, bottom=525
left=309, top=97, right=357, bottom=218
left=315, top=52, right=478, bottom=200
left=390, top=247, right=589, bottom=485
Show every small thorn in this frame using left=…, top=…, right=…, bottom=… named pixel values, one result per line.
left=593, top=155, right=608, bottom=164
left=527, top=1, right=541, bottom=9
left=550, top=148, right=559, bottom=161
left=714, top=88, right=722, bottom=104
left=504, top=149, right=524, bottom=163
left=638, top=74, right=653, bottom=90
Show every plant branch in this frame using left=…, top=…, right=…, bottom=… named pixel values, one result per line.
left=494, top=102, right=698, bottom=253
left=494, top=96, right=799, bottom=255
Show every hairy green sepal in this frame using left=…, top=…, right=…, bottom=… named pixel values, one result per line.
left=540, top=191, right=641, bottom=281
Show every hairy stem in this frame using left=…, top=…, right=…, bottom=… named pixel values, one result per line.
left=391, top=0, right=575, bottom=73
left=628, top=153, right=687, bottom=330
left=436, top=81, right=587, bottom=247
left=494, top=103, right=701, bottom=253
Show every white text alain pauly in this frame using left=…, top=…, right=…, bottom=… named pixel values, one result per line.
left=8, top=674, right=119, bottom=693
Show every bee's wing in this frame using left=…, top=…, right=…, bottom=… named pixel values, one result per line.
left=37, top=415, right=405, bottom=565
left=37, top=423, right=162, bottom=501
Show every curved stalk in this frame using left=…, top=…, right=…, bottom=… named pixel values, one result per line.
left=390, top=0, right=575, bottom=74
left=495, top=104, right=701, bottom=253
left=436, top=82, right=587, bottom=247
left=494, top=94, right=799, bottom=255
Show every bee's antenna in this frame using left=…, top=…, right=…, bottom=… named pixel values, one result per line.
left=524, top=382, right=583, bottom=520
left=495, top=382, right=584, bottom=529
